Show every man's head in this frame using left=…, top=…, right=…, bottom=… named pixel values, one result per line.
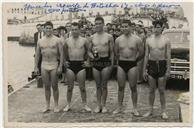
left=106, top=23, right=111, bottom=28
left=71, top=22, right=80, bottom=38
left=53, top=28, right=59, bottom=37
left=36, top=24, right=42, bottom=32
left=138, top=27, right=146, bottom=39
left=103, top=26, right=108, bottom=32
left=65, top=22, right=72, bottom=33
left=44, top=21, right=53, bottom=36
left=95, top=16, right=104, bottom=32
left=58, top=26, right=67, bottom=37
left=108, top=28, right=114, bottom=35
left=85, top=28, right=91, bottom=36
left=130, top=22, right=136, bottom=33
left=114, top=28, right=121, bottom=36
left=152, top=20, right=163, bottom=35
left=112, top=24, right=116, bottom=29
left=121, top=20, right=131, bottom=35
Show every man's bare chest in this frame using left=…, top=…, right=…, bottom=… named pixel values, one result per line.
left=67, top=39, right=85, bottom=49
left=40, top=40, right=58, bottom=49
left=119, top=38, right=137, bottom=50
left=149, top=38, right=166, bottom=50
left=92, top=35, right=109, bottom=46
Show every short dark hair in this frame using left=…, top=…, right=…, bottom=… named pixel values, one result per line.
left=36, top=24, right=41, bottom=27
left=115, top=28, right=121, bottom=32
left=44, top=21, right=53, bottom=28
left=106, top=23, right=111, bottom=26
left=152, top=20, right=163, bottom=28
left=58, top=26, right=67, bottom=33
left=95, top=16, right=104, bottom=24
left=131, top=22, right=136, bottom=26
left=71, top=22, right=80, bottom=29
left=122, top=20, right=131, bottom=26
left=138, top=20, right=143, bottom=24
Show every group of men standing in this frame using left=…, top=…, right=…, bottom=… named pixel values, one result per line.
left=34, top=16, right=171, bottom=119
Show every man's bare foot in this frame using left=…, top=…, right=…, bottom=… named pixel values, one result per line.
left=94, top=106, right=101, bottom=113
left=161, top=112, right=168, bottom=119
left=82, top=105, right=92, bottom=112
left=132, top=109, right=140, bottom=116
left=143, top=111, right=153, bottom=117
left=113, top=107, right=123, bottom=114
left=42, top=108, right=51, bottom=113
left=102, top=106, right=108, bottom=113
left=54, top=107, right=60, bottom=113
left=63, top=105, right=71, bottom=112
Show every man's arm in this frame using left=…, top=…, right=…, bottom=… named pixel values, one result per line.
left=34, top=32, right=38, bottom=51
left=84, top=38, right=89, bottom=61
left=58, top=39, right=64, bottom=69
left=63, top=40, right=68, bottom=64
left=114, top=38, right=120, bottom=65
left=87, top=36, right=94, bottom=59
left=136, top=37, right=144, bottom=62
left=83, top=38, right=91, bottom=67
left=165, top=39, right=171, bottom=77
left=143, top=40, right=149, bottom=80
left=109, top=35, right=114, bottom=66
left=34, top=41, right=41, bottom=73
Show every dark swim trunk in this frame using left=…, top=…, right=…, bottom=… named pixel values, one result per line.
left=147, top=60, right=167, bottom=79
left=92, top=57, right=111, bottom=71
left=68, top=61, right=84, bottom=75
left=118, top=60, right=137, bottom=73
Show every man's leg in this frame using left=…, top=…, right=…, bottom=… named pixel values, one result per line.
left=128, top=66, right=139, bottom=116
left=41, top=68, right=51, bottom=112
left=50, top=68, right=59, bottom=112
left=63, top=69, right=75, bottom=111
left=158, top=76, right=168, bottom=119
left=77, top=69, right=91, bottom=112
left=113, top=66, right=126, bottom=114
left=92, top=68, right=102, bottom=113
left=101, top=66, right=112, bottom=113
left=143, top=75, right=157, bottom=117
left=137, top=59, right=144, bottom=83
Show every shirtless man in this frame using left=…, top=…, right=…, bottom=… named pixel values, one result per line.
left=143, top=20, right=171, bottom=119
left=34, top=21, right=63, bottom=113
left=63, top=22, right=91, bottom=112
left=113, top=20, right=144, bottom=115
left=88, top=16, right=114, bottom=113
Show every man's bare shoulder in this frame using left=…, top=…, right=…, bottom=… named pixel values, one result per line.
left=105, top=32, right=113, bottom=38
left=64, top=37, right=71, bottom=43
left=37, top=36, right=46, bottom=45
left=106, top=33, right=113, bottom=41
left=162, top=35, right=170, bottom=44
left=132, top=34, right=142, bottom=43
left=146, top=35, right=154, bottom=45
left=91, top=33, right=97, bottom=38
left=52, top=36, right=62, bottom=45
left=81, top=36, right=89, bottom=43
left=115, top=35, right=123, bottom=43
left=79, top=36, right=88, bottom=44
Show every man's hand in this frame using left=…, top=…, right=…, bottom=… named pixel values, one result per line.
left=143, top=71, right=148, bottom=81
left=64, top=61, right=70, bottom=68
left=57, top=67, right=62, bottom=75
left=34, top=67, right=39, bottom=75
left=82, top=61, right=90, bottom=67
left=88, top=53, right=95, bottom=60
left=165, top=71, right=170, bottom=79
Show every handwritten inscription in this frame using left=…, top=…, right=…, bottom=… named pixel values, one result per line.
left=23, top=2, right=180, bottom=14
